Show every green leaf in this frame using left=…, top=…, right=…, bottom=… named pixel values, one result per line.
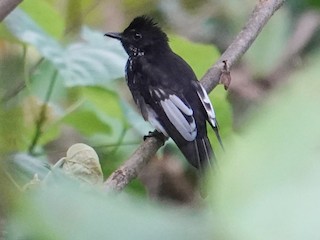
left=0, top=107, right=25, bottom=153
left=20, top=0, right=65, bottom=39
left=62, top=27, right=127, bottom=87
left=4, top=9, right=64, bottom=66
left=8, top=178, right=212, bottom=240
left=80, top=86, right=124, bottom=121
left=169, top=35, right=220, bottom=78
left=6, top=153, right=51, bottom=186
left=62, top=102, right=112, bottom=137
left=211, top=52, right=320, bottom=240
left=4, top=10, right=127, bottom=87
left=119, top=99, right=150, bottom=136
left=29, top=61, right=67, bottom=103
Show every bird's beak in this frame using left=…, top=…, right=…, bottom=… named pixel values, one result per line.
left=104, top=32, right=122, bottom=40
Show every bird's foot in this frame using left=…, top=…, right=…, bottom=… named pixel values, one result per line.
left=143, top=130, right=167, bottom=144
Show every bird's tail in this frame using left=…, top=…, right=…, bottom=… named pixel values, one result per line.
left=179, top=137, right=214, bottom=197
left=179, top=137, right=214, bottom=173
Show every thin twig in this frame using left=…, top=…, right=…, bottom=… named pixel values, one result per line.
left=28, top=70, right=58, bottom=155
left=104, top=0, right=285, bottom=192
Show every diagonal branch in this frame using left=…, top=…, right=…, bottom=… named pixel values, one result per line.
left=104, top=0, right=285, bottom=192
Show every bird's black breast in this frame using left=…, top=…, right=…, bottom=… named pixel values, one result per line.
left=125, top=56, right=151, bottom=101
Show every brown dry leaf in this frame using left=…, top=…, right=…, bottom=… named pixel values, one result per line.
left=219, top=60, right=231, bottom=90
left=62, top=143, right=103, bottom=185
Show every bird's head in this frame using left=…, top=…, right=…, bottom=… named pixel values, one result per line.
left=105, top=16, right=169, bottom=56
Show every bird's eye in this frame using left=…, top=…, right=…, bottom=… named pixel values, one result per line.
left=133, top=32, right=142, bottom=40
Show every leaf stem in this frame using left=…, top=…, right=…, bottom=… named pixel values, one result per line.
left=28, top=70, right=58, bottom=155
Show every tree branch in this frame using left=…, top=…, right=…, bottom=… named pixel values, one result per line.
left=104, top=0, right=285, bottom=192
left=0, top=0, right=23, bottom=22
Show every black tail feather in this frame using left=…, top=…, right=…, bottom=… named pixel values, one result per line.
left=213, top=127, right=224, bottom=151
left=179, top=137, right=214, bottom=198
left=179, top=137, right=214, bottom=173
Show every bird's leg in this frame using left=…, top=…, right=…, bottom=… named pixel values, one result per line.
left=143, top=130, right=167, bottom=144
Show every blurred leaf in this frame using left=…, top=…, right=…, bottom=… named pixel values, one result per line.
left=0, top=107, right=25, bottom=153
left=0, top=25, right=18, bottom=43
left=65, top=0, right=83, bottom=34
left=119, top=99, right=150, bottom=136
left=169, top=35, right=220, bottom=78
left=123, top=0, right=156, bottom=18
left=8, top=178, right=212, bottom=240
left=4, top=9, right=64, bottom=67
left=211, top=52, right=320, bottom=239
left=305, top=0, right=320, bottom=8
left=62, top=101, right=112, bottom=137
left=20, top=0, right=65, bottom=39
left=29, top=61, right=67, bottom=103
left=6, top=153, right=51, bottom=186
left=19, top=95, right=62, bottom=151
left=81, top=86, right=124, bottom=121
left=62, top=27, right=127, bottom=87
left=4, top=10, right=127, bottom=87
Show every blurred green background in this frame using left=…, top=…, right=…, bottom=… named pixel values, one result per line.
left=1, top=0, right=320, bottom=239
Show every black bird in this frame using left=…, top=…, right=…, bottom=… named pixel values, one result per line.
left=105, top=16, right=223, bottom=174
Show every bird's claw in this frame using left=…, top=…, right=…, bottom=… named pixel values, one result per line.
left=143, top=130, right=167, bottom=144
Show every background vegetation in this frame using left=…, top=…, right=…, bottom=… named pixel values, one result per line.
left=1, top=0, right=320, bottom=239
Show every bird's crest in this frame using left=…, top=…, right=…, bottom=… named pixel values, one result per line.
left=126, top=15, right=168, bottom=42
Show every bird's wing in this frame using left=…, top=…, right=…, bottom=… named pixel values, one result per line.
left=193, top=81, right=224, bottom=149
left=191, top=82, right=216, bottom=127
left=148, top=87, right=197, bottom=141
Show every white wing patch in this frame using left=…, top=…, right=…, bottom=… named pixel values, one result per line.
left=146, top=106, right=168, bottom=137
left=196, top=83, right=217, bottom=127
left=169, top=95, right=193, bottom=116
left=160, top=96, right=197, bottom=141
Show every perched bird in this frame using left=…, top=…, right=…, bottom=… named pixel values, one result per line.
left=105, top=16, right=223, bottom=174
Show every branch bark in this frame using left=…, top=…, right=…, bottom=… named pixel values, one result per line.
left=0, top=0, right=23, bottom=22
left=104, top=0, right=285, bottom=192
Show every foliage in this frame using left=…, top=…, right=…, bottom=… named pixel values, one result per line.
left=0, top=6, right=230, bottom=165
left=2, top=50, right=320, bottom=240
left=7, top=177, right=212, bottom=240
left=211, top=51, right=320, bottom=240
left=1, top=0, right=320, bottom=239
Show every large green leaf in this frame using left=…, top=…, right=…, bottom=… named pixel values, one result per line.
left=169, top=35, right=220, bottom=78
left=4, top=9, right=127, bottom=87
left=63, top=27, right=127, bottom=86
left=8, top=176, right=212, bottom=240
left=211, top=52, right=320, bottom=239
left=80, top=87, right=124, bottom=121
left=62, top=101, right=112, bottom=137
